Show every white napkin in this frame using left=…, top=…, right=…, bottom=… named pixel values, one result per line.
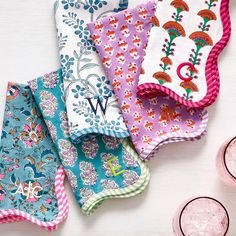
left=54, top=0, right=129, bottom=142
left=137, top=0, right=230, bottom=108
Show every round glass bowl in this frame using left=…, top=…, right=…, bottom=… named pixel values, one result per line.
left=216, top=137, right=236, bottom=187
left=173, top=197, right=229, bottom=236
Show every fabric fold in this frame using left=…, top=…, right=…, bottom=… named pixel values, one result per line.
left=54, top=0, right=130, bottom=142
left=88, top=1, right=208, bottom=160
left=28, top=70, right=150, bottom=215
left=0, top=83, right=68, bottom=230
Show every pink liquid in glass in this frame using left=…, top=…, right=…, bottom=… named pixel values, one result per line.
left=173, top=197, right=229, bottom=236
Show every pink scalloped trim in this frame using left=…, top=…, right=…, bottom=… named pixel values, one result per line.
left=137, top=0, right=231, bottom=108
left=0, top=166, right=69, bottom=231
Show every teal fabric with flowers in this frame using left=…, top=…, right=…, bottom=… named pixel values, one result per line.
left=0, top=83, right=61, bottom=222
left=29, top=69, right=150, bottom=214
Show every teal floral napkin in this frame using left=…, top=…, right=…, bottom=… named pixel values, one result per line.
left=28, top=70, right=150, bottom=215
left=54, top=0, right=130, bottom=142
left=0, top=83, right=68, bottom=230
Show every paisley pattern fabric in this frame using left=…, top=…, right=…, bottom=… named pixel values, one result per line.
left=88, top=1, right=208, bottom=160
left=28, top=70, right=150, bottom=215
left=137, top=0, right=230, bottom=108
left=0, top=83, right=68, bottom=230
left=55, top=0, right=130, bottom=142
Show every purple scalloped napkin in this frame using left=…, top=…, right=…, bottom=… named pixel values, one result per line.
left=88, top=1, right=208, bottom=160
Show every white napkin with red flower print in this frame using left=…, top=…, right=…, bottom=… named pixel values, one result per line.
left=137, top=0, right=230, bottom=108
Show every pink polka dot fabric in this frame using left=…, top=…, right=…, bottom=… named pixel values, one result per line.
left=88, top=1, right=208, bottom=161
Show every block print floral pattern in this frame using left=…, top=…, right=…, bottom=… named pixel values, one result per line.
left=79, top=161, right=98, bottom=186
left=79, top=188, right=95, bottom=205
left=0, top=83, right=61, bottom=223
left=45, top=120, right=58, bottom=143
left=137, top=0, right=226, bottom=106
left=29, top=70, right=148, bottom=210
left=65, top=169, right=78, bottom=191
left=88, top=1, right=208, bottom=160
left=100, top=179, right=119, bottom=190
left=59, top=111, right=70, bottom=137
left=123, top=170, right=139, bottom=187
left=39, top=91, right=58, bottom=117
left=42, top=71, right=59, bottom=89
left=81, top=136, right=99, bottom=159
left=58, top=139, right=78, bottom=166
left=55, top=0, right=130, bottom=140
left=102, top=136, right=121, bottom=149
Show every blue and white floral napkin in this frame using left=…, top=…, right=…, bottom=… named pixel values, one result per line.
left=54, top=0, right=129, bottom=142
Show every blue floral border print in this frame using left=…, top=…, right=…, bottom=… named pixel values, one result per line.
left=55, top=0, right=130, bottom=142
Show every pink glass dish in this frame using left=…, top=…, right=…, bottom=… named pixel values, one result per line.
left=216, top=137, right=236, bottom=187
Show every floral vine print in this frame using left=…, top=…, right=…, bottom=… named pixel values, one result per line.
left=55, top=0, right=129, bottom=141
left=181, top=0, right=217, bottom=100
left=153, top=0, right=189, bottom=86
left=137, top=0, right=225, bottom=105
left=0, top=83, right=61, bottom=223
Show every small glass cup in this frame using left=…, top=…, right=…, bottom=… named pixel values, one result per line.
left=216, top=137, right=236, bottom=187
left=173, top=196, right=229, bottom=236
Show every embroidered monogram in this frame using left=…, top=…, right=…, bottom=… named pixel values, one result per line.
left=14, top=181, right=43, bottom=201
left=107, top=156, right=126, bottom=177
left=86, top=96, right=110, bottom=116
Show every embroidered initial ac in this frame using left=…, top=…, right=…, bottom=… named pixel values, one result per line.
left=86, top=96, right=110, bottom=116
left=14, top=182, right=43, bottom=200
left=107, top=156, right=125, bottom=177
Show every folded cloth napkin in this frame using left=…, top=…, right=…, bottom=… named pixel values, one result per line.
left=136, top=0, right=231, bottom=108
left=28, top=70, right=150, bottom=215
left=0, top=83, right=68, bottom=230
left=88, top=1, right=208, bottom=160
left=54, top=0, right=130, bottom=142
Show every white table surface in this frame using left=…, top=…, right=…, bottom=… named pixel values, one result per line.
left=0, top=1, right=236, bottom=235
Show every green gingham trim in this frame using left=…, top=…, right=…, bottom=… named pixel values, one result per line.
left=81, top=139, right=150, bottom=215
left=84, top=168, right=150, bottom=215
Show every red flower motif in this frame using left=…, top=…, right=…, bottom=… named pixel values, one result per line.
left=171, top=0, right=189, bottom=12
left=198, top=9, right=217, bottom=21
left=189, top=31, right=213, bottom=48
left=163, top=21, right=186, bottom=39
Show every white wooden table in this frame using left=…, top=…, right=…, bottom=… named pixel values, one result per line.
left=0, top=1, right=235, bottom=235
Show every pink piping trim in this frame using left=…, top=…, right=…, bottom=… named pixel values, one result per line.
left=137, top=0, right=231, bottom=108
left=0, top=166, right=69, bottom=231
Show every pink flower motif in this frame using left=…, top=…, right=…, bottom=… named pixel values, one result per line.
left=8, top=167, right=13, bottom=171
left=20, top=122, right=45, bottom=147
left=0, top=194, right=5, bottom=201
left=7, top=112, right=12, bottom=118
left=0, top=174, right=5, bottom=180
left=8, top=158, right=13, bottom=162
left=45, top=198, right=52, bottom=204
left=14, top=164, right=20, bottom=169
